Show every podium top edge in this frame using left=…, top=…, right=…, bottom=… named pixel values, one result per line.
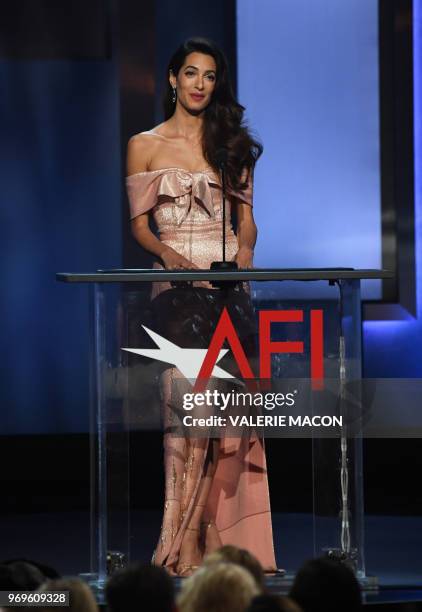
left=56, top=268, right=393, bottom=283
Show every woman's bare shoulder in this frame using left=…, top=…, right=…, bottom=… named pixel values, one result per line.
left=128, top=130, right=160, bottom=149
left=126, top=129, right=164, bottom=174
left=129, top=122, right=171, bottom=143
left=127, top=123, right=173, bottom=174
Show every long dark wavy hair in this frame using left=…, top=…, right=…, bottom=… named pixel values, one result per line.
left=163, top=37, right=263, bottom=192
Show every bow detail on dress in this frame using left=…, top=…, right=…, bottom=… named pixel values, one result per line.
left=158, top=169, right=218, bottom=226
left=126, top=167, right=251, bottom=222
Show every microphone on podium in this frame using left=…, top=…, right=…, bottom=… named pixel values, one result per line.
left=211, top=148, right=238, bottom=273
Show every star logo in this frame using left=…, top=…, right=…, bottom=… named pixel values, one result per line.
left=122, top=325, right=238, bottom=386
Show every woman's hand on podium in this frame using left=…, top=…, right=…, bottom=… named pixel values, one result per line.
left=160, top=245, right=199, bottom=270
left=234, top=246, right=254, bottom=269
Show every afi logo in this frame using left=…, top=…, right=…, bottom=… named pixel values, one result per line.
left=123, top=308, right=324, bottom=390
left=196, top=308, right=324, bottom=390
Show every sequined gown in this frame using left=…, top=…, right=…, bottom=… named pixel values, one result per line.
left=126, top=166, right=277, bottom=572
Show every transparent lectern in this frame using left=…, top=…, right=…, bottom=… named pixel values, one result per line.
left=56, top=268, right=390, bottom=588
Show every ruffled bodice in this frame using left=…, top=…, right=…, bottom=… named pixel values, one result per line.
left=126, top=167, right=252, bottom=236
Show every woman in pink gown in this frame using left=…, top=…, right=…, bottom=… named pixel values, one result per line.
left=126, top=37, right=277, bottom=576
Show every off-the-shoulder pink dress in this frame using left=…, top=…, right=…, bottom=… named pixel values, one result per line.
left=126, top=167, right=277, bottom=573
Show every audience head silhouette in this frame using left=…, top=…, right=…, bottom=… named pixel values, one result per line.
left=38, top=578, right=98, bottom=612
left=106, top=563, right=175, bottom=612
left=204, top=545, right=265, bottom=591
left=246, top=593, right=302, bottom=612
left=289, top=557, right=362, bottom=612
left=0, top=561, right=45, bottom=591
left=178, top=561, right=259, bottom=612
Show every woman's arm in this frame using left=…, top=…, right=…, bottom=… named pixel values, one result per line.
left=127, top=136, right=198, bottom=270
left=234, top=202, right=257, bottom=269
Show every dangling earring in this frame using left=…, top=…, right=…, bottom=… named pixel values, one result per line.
left=172, top=87, right=177, bottom=103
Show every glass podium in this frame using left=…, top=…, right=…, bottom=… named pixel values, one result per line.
left=56, top=268, right=390, bottom=588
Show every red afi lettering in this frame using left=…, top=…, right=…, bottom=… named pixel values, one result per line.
left=194, top=307, right=324, bottom=389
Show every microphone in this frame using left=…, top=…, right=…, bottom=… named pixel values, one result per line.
left=211, top=148, right=238, bottom=279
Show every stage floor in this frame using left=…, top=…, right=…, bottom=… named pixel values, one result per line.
left=1, top=511, right=421, bottom=606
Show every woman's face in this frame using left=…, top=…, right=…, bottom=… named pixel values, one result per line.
left=170, top=52, right=217, bottom=112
